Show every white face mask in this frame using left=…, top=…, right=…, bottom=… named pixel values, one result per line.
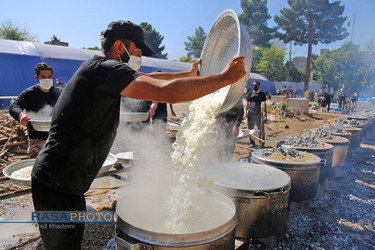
left=38, top=79, right=53, bottom=90
left=119, top=43, right=142, bottom=71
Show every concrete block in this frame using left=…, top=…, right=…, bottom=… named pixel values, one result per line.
left=286, top=98, right=309, bottom=114
left=271, top=95, right=287, bottom=102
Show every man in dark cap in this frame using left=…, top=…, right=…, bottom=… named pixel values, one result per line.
left=31, top=20, right=246, bottom=249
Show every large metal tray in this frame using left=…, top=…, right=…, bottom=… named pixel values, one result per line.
left=200, top=9, right=252, bottom=114
left=3, top=159, right=35, bottom=187
left=120, top=112, right=149, bottom=123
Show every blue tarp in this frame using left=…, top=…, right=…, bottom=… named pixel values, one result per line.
left=0, top=39, right=191, bottom=107
left=245, top=73, right=276, bottom=95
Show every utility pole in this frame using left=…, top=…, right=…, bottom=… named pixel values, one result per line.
left=351, top=13, right=356, bottom=43
left=286, top=42, right=294, bottom=82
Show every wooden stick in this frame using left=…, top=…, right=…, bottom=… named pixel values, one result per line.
left=236, top=131, right=265, bottom=143
left=5, top=141, right=26, bottom=148
left=84, top=190, right=109, bottom=197
left=248, top=133, right=265, bottom=143
left=0, top=188, right=32, bottom=200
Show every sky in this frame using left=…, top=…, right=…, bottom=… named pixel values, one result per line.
left=1, top=0, right=374, bottom=61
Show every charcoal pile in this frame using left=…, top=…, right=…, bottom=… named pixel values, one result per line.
left=278, top=134, right=319, bottom=148
left=261, top=147, right=302, bottom=157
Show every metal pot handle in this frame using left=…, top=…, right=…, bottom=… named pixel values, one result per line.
left=319, top=159, right=327, bottom=167
left=241, top=191, right=269, bottom=199
left=115, top=234, right=153, bottom=250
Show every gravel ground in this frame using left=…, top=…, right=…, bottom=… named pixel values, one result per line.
left=263, top=126, right=375, bottom=249
left=3, top=121, right=375, bottom=250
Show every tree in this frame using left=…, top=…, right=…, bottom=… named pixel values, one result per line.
left=275, top=0, right=349, bottom=92
left=82, top=46, right=100, bottom=51
left=51, top=35, right=60, bottom=41
left=258, top=46, right=287, bottom=81
left=179, top=56, right=195, bottom=63
left=239, top=0, right=279, bottom=47
left=139, top=22, right=167, bottom=59
left=0, top=19, right=38, bottom=42
left=286, top=61, right=304, bottom=82
left=184, top=26, right=206, bottom=59
left=315, top=42, right=366, bottom=92
left=250, top=47, right=265, bottom=73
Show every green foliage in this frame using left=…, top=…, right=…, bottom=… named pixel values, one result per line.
left=251, top=47, right=265, bottom=73
left=179, top=56, right=195, bottom=63
left=239, top=0, right=280, bottom=47
left=139, top=22, right=167, bottom=59
left=362, top=38, right=375, bottom=87
left=82, top=46, right=100, bottom=51
left=0, top=19, right=38, bottom=42
left=274, top=0, right=349, bottom=91
left=278, top=102, right=287, bottom=111
left=286, top=60, right=304, bottom=82
left=314, top=42, right=367, bottom=92
left=184, top=26, right=206, bottom=59
left=258, top=46, right=287, bottom=81
left=51, top=35, right=60, bottom=41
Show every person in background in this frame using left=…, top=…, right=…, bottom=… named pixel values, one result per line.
left=149, top=101, right=176, bottom=132
left=148, top=70, right=177, bottom=134
left=243, top=80, right=267, bottom=147
left=317, top=95, right=327, bottom=112
left=338, top=91, right=346, bottom=109
left=323, top=91, right=333, bottom=112
left=304, top=90, right=309, bottom=99
left=55, top=78, right=65, bottom=88
left=216, top=98, right=244, bottom=161
left=350, top=93, right=358, bottom=113
left=9, top=62, right=62, bottom=158
left=314, top=91, right=319, bottom=102
left=30, top=20, right=246, bottom=250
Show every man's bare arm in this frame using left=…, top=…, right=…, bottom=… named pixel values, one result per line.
left=121, top=56, right=246, bottom=103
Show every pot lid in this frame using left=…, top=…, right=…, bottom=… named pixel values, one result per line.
left=202, top=162, right=290, bottom=192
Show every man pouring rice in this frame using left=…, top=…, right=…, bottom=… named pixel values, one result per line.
left=31, top=20, right=246, bottom=249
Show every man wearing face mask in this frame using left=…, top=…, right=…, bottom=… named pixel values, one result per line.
left=243, top=81, right=267, bottom=147
left=31, top=20, right=246, bottom=250
left=9, top=62, right=62, bottom=158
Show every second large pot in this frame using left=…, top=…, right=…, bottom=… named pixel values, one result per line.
left=202, top=162, right=291, bottom=240
left=251, top=149, right=322, bottom=202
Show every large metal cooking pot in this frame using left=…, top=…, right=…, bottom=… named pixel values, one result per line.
left=115, top=186, right=237, bottom=249
left=341, top=127, right=362, bottom=148
left=202, top=162, right=291, bottom=240
left=315, top=137, right=349, bottom=176
left=200, top=9, right=252, bottom=114
left=250, top=149, right=321, bottom=202
left=281, top=143, right=333, bottom=183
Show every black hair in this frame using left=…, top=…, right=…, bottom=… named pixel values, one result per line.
left=35, top=62, right=53, bottom=76
left=101, top=37, right=131, bottom=53
left=253, top=81, right=260, bottom=85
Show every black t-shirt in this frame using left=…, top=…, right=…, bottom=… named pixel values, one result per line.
left=153, top=103, right=167, bottom=122
left=218, top=98, right=244, bottom=126
left=32, top=56, right=141, bottom=195
left=246, top=91, right=266, bottom=114
left=9, top=86, right=62, bottom=139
